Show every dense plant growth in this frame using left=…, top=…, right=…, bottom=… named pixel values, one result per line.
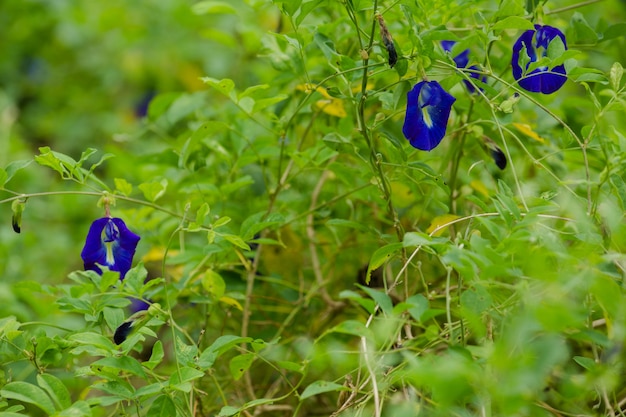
left=1, top=0, right=626, bottom=416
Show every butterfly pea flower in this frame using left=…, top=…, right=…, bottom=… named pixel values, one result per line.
left=442, top=41, right=487, bottom=93
left=81, top=217, right=140, bottom=280
left=511, top=24, right=567, bottom=94
left=402, top=80, right=456, bottom=151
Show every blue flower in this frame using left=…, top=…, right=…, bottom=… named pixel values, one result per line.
left=402, top=81, right=456, bottom=151
left=442, top=41, right=487, bottom=93
left=511, top=24, right=567, bottom=94
left=81, top=217, right=140, bottom=279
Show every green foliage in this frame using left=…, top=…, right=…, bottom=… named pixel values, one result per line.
left=2, top=0, right=626, bottom=416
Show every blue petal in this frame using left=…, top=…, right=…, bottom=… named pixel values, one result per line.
left=81, top=217, right=140, bottom=279
left=519, top=66, right=567, bottom=94
left=441, top=41, right=470, bottom=68
left=402, top=81, right=456, bottom=151
left=441, top=40, right=455, bottom=52
left=130, top=298, right=151, bottom=313
left=462, top=65, right=487, bottom=93
left=443, top=41, right=485, bottom=93
left=511, top=25, right=567, bottom=94
left=109, top=218, right=141, bottom=279
left=81, top=217, right=110, bottom=275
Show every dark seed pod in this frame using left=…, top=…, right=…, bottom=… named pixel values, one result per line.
left=483, top=136, right=507, bottom=170
left=11, top=198, right=26, bottom=233
left=376, top=14, right=397, bottom=68
left=12, top=213, right=21, bottom=233
left=490, top=147, right=507, bottom=170
left=114, top=321, right=133, bottom=345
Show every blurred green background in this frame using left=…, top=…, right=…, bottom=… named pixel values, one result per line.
left=2, top=0, right=626, bottom=416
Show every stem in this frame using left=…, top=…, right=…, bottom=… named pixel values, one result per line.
left=306, top=164, right=343, bottom=307
left=445, top=266, right=454, bottom=343
left=0, top=190, right=184, bottom=219
left=545, top=0, right=605, bottom=15
left=448, top=100, right=475, bottom=214
left=352, top=0, right=404, bottom=242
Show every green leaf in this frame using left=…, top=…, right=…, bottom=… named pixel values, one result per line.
left=3, top=159, right=32, bottom=185
left=365, top=243, right=403, bottom=284
left=460, top=286, right=493, bottom=315
left=570, top=12, right=598, bottom=44
left=75, top=148, right=98, bottom=171
left=569, top=67, right=609, bottom=84
left=92, top=356, right=147, bottom=378
left=138, top=179, right=168, bottom=202
left=99, top=269, right=120, bottom=292
left=253, top=94, right=288, bottom=113
left=339, top=290, right=376, bottom=313
left=147, top=92, right=178, bottom=119
left=494, top=180, right=520, bottom=221
left=251, top=339, right=268, bottom=352
left=144, top=340, right=165, bottom=370
left=122, top=264, right=149, bottom=295
left=169, top=367, right=205, bottom=392
left=198, top=335, right=252, bottom=369
left=610, top=173, right=626, bottom=209
left=300, top=380, right=348, bottom=400
left=36, top=374, right=71, bottom=410
left=355, top=285, right=393, bottom=315
left=601, top=23, right=626, bottom=42
left=404, top=294, right=430, bottom=322
left=277, top=360, right=304, bottom=373
left=327, top=320, right=372, bottom=339
left=240, top=212, right=284, bottom=240
left=213, top=216, right=232, bottom=228
left=573, top=356, right=596, bottom=371
left=195, top=202, right=211, bottom=224
left=92, top=380, right=134, bottom=399
left=229, top=353, right=255, bottom=380
left=546, top=36, right=566, bottom=60
left=207, top=229, right=216, bottom=244
left=217, top=406, right=241, bottom=417
left=314, top=32, right=340, bottom=61
left=492, top=16, right=534, bottom=31
left=34, top=147, right=70, bottom=178
left=69, top=332, right=116, bottom=354
left=326, top=218, right=371, bottom=233
left=147, top=395, right=176, bottom=417
left=0, top=317, right=22, bottom=341
left=0, top=382, right=56, bottom=414
left=57, top=400, right=91, bottom=417
left=403, top=232, right=447, bottom=247
left=201, top=77, right=236, bottom=100
left=610, top=62, right=623, bottom=90
left=280, top=0, right=302, bottom=16
left=174, top=337, right=199, bottom=367
left=222, top=234, right=251, bottom=251
left=87, top=152, right=114, bottom=176
left=494, top=0, right=525, bottom=19
left=135, top=383, right=164, bottom=399
left=114, top=178, right=133, bottom=196
left=202, top=269, right=226, bottom=299
left=192, top=1, right=238, bottom=14
left=0, top=168, right=7, bottom=188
